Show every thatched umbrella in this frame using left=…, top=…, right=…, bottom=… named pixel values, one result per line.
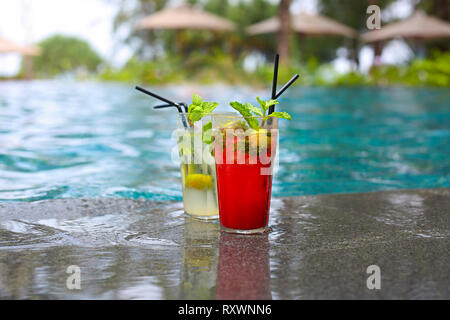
left=361, top=10, right=450, bottom=43
left=0, top=37, right=40, bottom=56
left=136, top=4, right=235, bottom=31
left=0, top=37, right=40, bottom=79
left=362, top=10, right=450, bottom=63
left=246, top=12, right=357, bottom=38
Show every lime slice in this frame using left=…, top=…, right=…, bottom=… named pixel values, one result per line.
left=249, top=129, right=271, bottom=149
left=185, top=174, right=212, bottom=190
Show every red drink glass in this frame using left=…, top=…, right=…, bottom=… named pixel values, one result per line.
left=216, top=233, right=271, bottom=299
left=212, top=115, right=278, bottom=234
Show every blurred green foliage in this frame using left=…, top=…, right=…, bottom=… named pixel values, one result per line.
left=28, top=34, right=102, bottom=77
left=100, top=50, right=261, bottom=85
left=369, top=51, right=450, bottom=86
left=14, top=0, right=448, bottom=87
left=99, top=51, right=450, bottom=87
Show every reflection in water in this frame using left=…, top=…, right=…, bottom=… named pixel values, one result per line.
left=216, top=232, right=272, bottom=300
left=0, top=201, right=187, bottom=299
left=269, top=191, right=450, bottom=299
left=0, top=189, right=447, bottom=299
left=180, top=217, right=220, bottom=299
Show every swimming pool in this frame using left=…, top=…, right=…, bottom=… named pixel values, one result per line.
left=0, top=81, right=449, bottom=201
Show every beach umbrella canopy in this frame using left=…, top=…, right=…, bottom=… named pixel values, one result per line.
left=246, top=12, right=357, bottom=38
left=136, top=4, right=235, bottom=31
left=362, top=10, right=450, bottom=42
left=0, top=37, right=40, bottom=56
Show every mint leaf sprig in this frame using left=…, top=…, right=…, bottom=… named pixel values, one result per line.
left=188, top=94, right=219, bottom=123
left=229, top=102, right=260, bottom=130
left=229, top=97, right=291, bottom=130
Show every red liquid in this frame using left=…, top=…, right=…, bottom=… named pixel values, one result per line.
left=216, top=233, right=271, bottom=299
left=214, top=137, right=275, bottom=231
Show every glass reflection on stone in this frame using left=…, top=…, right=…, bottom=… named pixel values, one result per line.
left=216, top=232, right=272, bottom=300
left=180, top=217, right=220, bottom=299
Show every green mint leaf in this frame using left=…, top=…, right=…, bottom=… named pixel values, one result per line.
left=256, top=97, right=279, bottom=113
left=187, top=104, right=203, bottom=122
left=188, top=95, right=218, bottom=123
left=267, top=111, right=292, bottom=120
left=265, top=100, right=279, bottom=109
left=244, top=103, right=263, bottom=116
left=192, top=94, right=203, bottom=106
left=201, top=101, right=219, bottom=114
left=229, top=102, right=260, bottom=130
left=256, top=96, right=267, bottom=113
left=229, top=101, right=247, bottom=115
left=202, top=121, right=212, bottom=131
left=202, top=121, right=213, bottom=144
left=188, top=103, right=198, bottom=114
left=246, top=118, right=260, bottom=131
left=188, top=110, right=204, bottom=122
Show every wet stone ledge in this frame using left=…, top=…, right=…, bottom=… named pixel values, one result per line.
left=0, top=188, right=448, bottom=299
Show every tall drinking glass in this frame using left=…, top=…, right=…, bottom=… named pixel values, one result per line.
left=176, top=114, right=219, bottom=220
left=212, top=115, right=278, bottom=234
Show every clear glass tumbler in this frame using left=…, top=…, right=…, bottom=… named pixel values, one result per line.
left=212, top=114, right=278, bottom=234
left=176, top=114, right=219, bottom=220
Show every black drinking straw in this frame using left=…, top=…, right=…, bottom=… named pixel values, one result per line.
left=180, top=102, right=189, bottom=113
left=135, top=86, right=188, bottom=127
left=268, top=54, right=300, bottom=114
left=275, top=74, right=299, bottom=99
left=154, top=103, right=188, bottom=113
left=269, top=54, right=280, bottom=115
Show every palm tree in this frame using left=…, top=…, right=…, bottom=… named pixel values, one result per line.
left=277, top=0, right=291, bottom=60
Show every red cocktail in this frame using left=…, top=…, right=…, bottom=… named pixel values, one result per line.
left=212, top=115, right=278, bottom=234
left=216, top=233, right=271, bottom=299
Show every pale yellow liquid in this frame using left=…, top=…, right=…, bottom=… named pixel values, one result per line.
left=180, top=162, right=219, bottom=219
left=182, top=186, right=219, bottom=217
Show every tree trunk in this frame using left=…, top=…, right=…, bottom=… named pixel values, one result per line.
left=277, top=0, right=291, bottom=61
left=433, top=0, right=449, bottom=20
left=368, top=0, right=382, bottom=66
left=351, top=39, right=360, bottom=70
left=24, top=56, right=33, bottom=80
left=432, top=0, right=449, bottom=51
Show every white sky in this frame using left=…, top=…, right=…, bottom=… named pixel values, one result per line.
left=0, top=0, right=123, bottom=75
left=0, top=0, right=413, bottom=76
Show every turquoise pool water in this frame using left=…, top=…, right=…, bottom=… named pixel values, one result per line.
left=0, top=81, right=449, bottom=201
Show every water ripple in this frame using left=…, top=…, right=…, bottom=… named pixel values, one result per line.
left=1, top=81, right=449, bottom=201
